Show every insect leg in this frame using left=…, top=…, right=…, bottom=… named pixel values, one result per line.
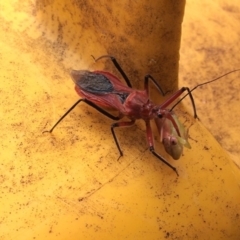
left=170, top=87, right=198, bottom=118
left=111, top=120, right=135, bottom=158
left=146, top=120, right=179, bottom=176
left=160, top=87, right=197, bottom=119
left=92, top=55, right=132, bottom=88
left=43, top=98, right=122, bottom=133
left=144, top=74, right=168, bottom=96
left=43, top=99, right=82, bottom=133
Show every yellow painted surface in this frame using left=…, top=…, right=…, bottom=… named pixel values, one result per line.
left=0, top=1, right=240, bottom=240
left=179, top=1, right=240, bottom=167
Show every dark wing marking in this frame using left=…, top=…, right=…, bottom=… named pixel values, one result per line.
left=71, top=70, right=114, bottom=94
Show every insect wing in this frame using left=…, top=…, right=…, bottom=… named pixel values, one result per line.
left=71, top=70, right=131, bottom=112
left=171, top=114, right=191, bottom=149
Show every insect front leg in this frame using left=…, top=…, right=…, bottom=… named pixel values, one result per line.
left=111, top=120, right=135, bottom=159
left=92, top=55, right=132, bottom=88
left=145, top=120, right=179, bottom=176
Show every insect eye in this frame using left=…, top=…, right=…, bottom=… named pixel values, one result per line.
left=170, top=137, right=178, bottom=145
left=158, top=113, right=163, bottom=118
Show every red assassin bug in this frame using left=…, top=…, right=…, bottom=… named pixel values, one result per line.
left=44, top=55, right=240, bottom=175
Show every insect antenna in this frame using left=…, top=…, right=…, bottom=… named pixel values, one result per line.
left=170, top=69, right=240, bottom=113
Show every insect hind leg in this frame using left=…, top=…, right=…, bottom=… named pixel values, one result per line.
left=144, top=74, right=170, bottom=97
left=92, top=55, right=132, bottom=88
left=43, top=99, right=83, bottom=133
left=43, top=98, right=123, bottom=133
